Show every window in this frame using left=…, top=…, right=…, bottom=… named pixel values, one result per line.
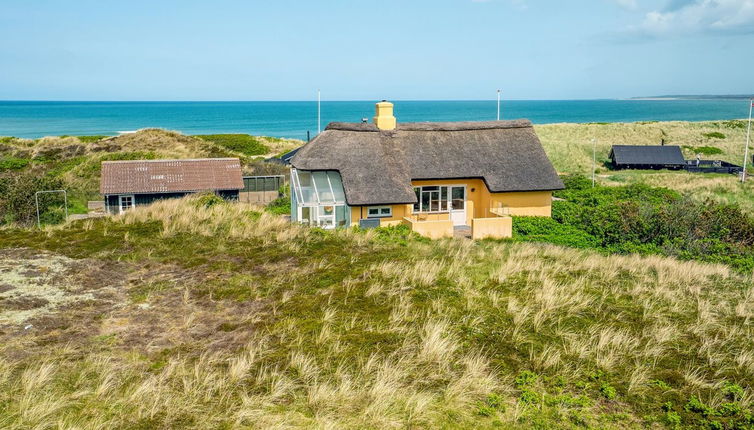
left=291, top=169, right=350, bottom=229
left=119, top=195, right=134, bottom=214
left=451, top=186, right=465, bottom=210
left=367, top=206, right=392, bottom=218
left=412, top=186, right=462, bottom=213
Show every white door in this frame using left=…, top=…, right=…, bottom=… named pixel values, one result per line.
left=119, top=195, right=134, bottom=214
left=449, top=186, right=466, bottom=226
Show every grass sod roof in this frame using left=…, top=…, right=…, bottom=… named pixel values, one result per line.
left=609, top=145, right=687, bottom=166
left=291, top=120, right=564, bottom=206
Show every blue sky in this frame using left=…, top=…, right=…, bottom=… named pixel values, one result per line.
left=0, top=0, right=752, bottom=100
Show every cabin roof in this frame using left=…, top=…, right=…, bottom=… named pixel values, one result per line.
left=100, top=158, right=244, bottom=195
left=609, top=145, right=686, bottom=166
left=291, top=120, right=564, bottom=206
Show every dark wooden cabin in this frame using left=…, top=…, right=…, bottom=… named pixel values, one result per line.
left=100, top=158, right=244, bottom=214
left=609, top=145, right=686, bottom=170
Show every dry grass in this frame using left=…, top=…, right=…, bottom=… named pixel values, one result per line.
left=1, top=198, right=753, bottom=428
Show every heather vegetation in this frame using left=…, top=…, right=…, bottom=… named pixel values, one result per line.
left=1, top=196, right=753, bottom=428
left=515, top=175, right=754, bottom=272
left=2, top=120, right=754, bottom=428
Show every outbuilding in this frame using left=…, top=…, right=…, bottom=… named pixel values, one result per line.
left=608, top=145, right=686, bottom=170
left=100, top=158, right=244, bottom=214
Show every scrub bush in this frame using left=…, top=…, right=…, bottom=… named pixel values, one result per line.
left=513, top=175, right=754, bottom=272
left=0, top=172, right=65, bottom=226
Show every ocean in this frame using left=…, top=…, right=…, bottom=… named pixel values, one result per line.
left=0, top=99, right=750, bottom=140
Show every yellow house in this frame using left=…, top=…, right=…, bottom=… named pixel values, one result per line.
left=289, top=101, right=564, bottom=239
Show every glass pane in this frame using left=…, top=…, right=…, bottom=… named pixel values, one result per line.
left=318, top=205, right=335, bottom=227
left=296, top=171, right=315, bottom=204
left=452, top=187, right=465, bottom=210
left=248, top=178, right=257, bottom=192
left=421, top=191, right=430, bottom=212
left=327, top=172, right=346, bottom=202
left=430, top=191, right=440, bottom=212
left=313, top=172, right=334, bottom=202
left=368, top=208, right=379, bottom=215
left=413, top=188, right=420, bottom=212
left=423, top=186, right=439, bottom=191
left=380, top=207, right=390, bottom=215
left=265, top=177, right=276, bottom=191
left=301, top=207, right=311, bottom=224
left=336, top=205, right=347, bottom=226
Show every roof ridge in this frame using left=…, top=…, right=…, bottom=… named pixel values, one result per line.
left=102, top=157, right=240, bottom=164
left=325, top=119, right=532, bottom=132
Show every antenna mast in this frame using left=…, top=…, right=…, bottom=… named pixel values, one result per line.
left=496, top=89, right=501, bottom=121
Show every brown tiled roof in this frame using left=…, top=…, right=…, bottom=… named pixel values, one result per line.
left=100, top=158, right=244, bottom=195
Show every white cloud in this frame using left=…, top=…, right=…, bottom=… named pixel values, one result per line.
left=630, top=0, right=754, bottom=36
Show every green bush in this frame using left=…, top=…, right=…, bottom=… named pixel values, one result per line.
left=702, top=132, right=726, bottom=139
left=0, top=172, right=66, bottom=226
left=266, top=196, right=290, bottom=215
left=683, top=145, right=724, bottom=155
left=0, top=156, right=31, bottom=171
left=513, top=216, right=599, bottom=249
left=193, top=192, right=226, bottom=208
left=514, top=175, right=754, bottom=272
left=196, top=134, right=269, bottom=156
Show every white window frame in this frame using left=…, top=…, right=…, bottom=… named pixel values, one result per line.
left=118, top=195, right=135, bottom=214
left=367, top=206, right=392, bottom=218
left=291, top=168, right=350, bottom=229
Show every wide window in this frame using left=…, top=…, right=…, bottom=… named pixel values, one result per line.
left=412, top=186, right=461, bottom=213
left=367, top=206, right=392, bottom=218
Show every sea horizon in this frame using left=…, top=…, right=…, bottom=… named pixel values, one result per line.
left=1, top=99, right=751, bottom=140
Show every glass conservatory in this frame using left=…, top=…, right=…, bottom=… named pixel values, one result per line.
left=290, top=169, right=349, bottom=228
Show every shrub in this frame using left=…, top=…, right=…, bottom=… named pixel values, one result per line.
left=0, top=156, right=31, bottom=171
left=684, top=145, right=724, bottom=155
left=0, top=172, right=65, bottom=226
left=665, top=411, right=682, bottom=428
left=722, top=382, right=745, bottom=401
left=513, top=216, right=599, bottom=249
left=702, top=132, right=726, bottom=139
left=521, top=175, right=754, bottom=272
left=266, top=196, right=290, bottom=215
left=196, top=134, right=269, bottom=156
left=599, top=383, right=617, bottom=400
left=193, top=192, right=226, bottom=208
left=515, top=371, right=538, bottom=388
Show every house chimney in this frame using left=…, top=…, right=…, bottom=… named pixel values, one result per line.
left=373, top=100, right=396, bottom=130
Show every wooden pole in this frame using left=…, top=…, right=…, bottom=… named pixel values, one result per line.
left=743, top=99, right=753, bottom=183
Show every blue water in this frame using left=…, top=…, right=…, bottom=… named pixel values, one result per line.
left=0, top=100, right=750, bottom=140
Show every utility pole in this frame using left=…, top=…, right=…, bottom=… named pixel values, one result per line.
left=592, top=138, right=597, bottom=188
left=496, top=89, right=501, bottom=121
left=743, top=98, right=753, bottom=183
left=317, top=89, right=321, bottom=135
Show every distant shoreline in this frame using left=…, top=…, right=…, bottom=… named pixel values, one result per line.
left=632, top=95, right=753, bottom=101
left=1, top=99, right=749, bottom=139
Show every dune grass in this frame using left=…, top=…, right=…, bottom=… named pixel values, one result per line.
left=535, top=120, right=752, bottom=177
left=1, top=196, right=753, bottom=428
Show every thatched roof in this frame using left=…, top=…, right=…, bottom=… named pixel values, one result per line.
left=100, top=158, right=243, bottom=195
left=291, top=120, right=564, bottom=206
left=609, top=145, right=686, bottom=167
